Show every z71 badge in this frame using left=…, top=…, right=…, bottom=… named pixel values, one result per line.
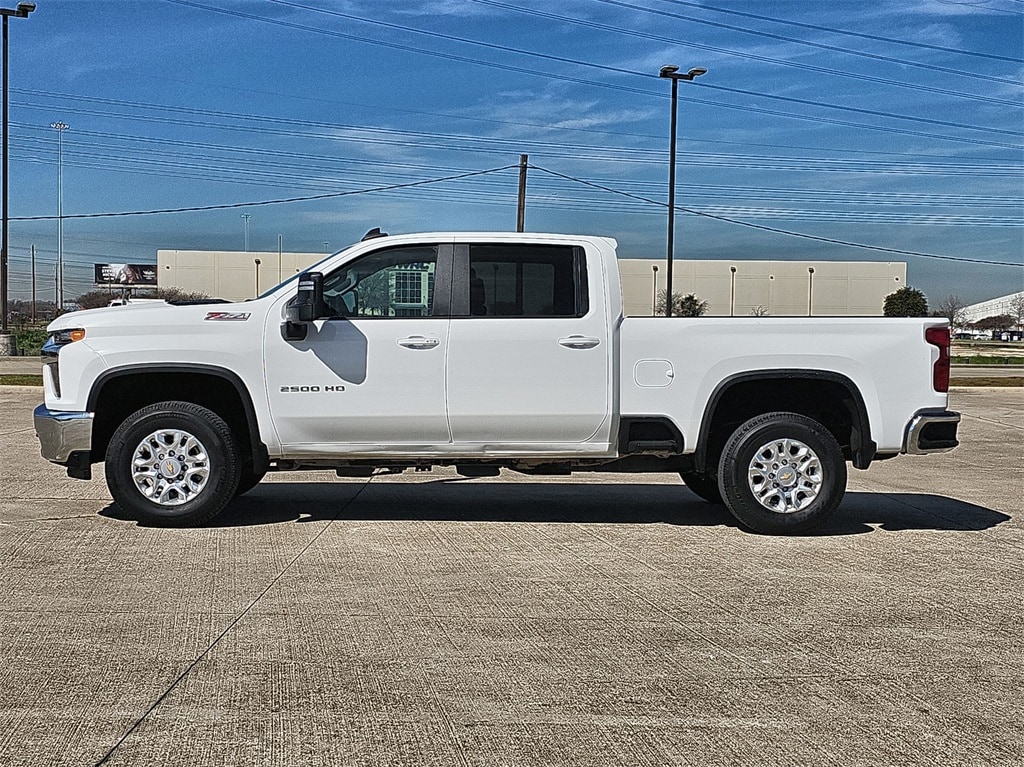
left=204, top=312, right=251, bottom=321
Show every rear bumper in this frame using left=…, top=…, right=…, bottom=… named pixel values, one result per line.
left=903, top=410, right=960, bottom=455
left=34, top=404, right=93, bottom=463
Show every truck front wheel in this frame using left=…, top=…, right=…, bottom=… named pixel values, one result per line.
left=105, top=401, right=241, bottom=527
left=717, top=412, right=846, bottom=535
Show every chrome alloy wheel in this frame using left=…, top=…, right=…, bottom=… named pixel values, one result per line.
left=130, top=428, right=211, bottom=506
left=747, top=438, right=822, bottom=514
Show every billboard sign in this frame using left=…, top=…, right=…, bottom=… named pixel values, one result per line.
left=94, top=263, right=158, bottom=286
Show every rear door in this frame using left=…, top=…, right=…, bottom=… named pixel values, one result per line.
left=445, top=240, right=612, bottom=447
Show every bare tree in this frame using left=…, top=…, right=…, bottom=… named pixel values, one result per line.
left=1010, top=293, right=1024, bottom=330
left=749, top=305, right=769, bottom=317
left=936, top=295, right=968, bottom=334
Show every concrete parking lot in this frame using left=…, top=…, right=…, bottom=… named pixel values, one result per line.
left=1, top=386, right=1021, bottom=766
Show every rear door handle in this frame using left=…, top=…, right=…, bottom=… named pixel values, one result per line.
left=397, top=335, right=440, bottom=349
left=558, top=335, right=601, bottom=349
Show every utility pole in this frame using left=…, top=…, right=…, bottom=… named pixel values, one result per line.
left=50, top=121, right=69, bottom=309
left=277, top=234, right=282, bottom=285
left=516, top=153, right=528, bottom=233
left=29, top=242, right=34, bottom=321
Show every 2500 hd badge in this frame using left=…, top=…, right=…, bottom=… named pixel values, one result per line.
left=279, top=385, right=346, bottom=392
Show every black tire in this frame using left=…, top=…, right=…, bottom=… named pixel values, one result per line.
left=105, top=401, right=241, bottom=527
left=234, top=463, right=267, bottom=497
left=717, top=412, right=846, bottom=535
left=679, top=469, right=723, bottom=504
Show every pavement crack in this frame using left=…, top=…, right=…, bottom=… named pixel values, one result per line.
left=91, top=477, right=373, bottom=767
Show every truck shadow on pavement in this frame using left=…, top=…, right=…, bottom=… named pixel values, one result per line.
left=189, top=482, right=1011, bottom=536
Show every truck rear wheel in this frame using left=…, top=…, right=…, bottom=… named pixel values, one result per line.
left=717, top=412, right=846, bottom=535
left=105, top=401, right=241, bottom=527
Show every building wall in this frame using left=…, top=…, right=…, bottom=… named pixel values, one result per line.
left=158, top=249, right=907, bottom=316
left=157, top=250, right=326, bottom=302
left=619, top=259, right=907, bottom=317
left=962, top=291, right=1024, bottom=324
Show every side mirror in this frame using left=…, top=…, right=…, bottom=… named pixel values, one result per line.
left=286, top=271, right=326, bottom=323
left=283, top=271, right=327, bottom=341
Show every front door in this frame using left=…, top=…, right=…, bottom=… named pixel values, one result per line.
left=265, top=243, right=452, bottom=451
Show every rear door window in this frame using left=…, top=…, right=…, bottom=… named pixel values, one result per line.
left=462, top=244, right=587, bottom=318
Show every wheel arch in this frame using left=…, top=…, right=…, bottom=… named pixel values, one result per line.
left=694, top=370, right=875, bottom=474
left=87, top=364, right=268, bottom=472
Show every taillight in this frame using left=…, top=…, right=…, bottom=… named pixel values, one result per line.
left=926, top=325, right=950, bottom=393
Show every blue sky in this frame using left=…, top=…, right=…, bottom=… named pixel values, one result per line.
left=5, top=0, right=1023, bottom=307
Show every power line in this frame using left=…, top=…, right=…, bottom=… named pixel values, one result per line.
left=468, top=0, right=1023, bottom=108
left=160, top=0, right=659, bottom=100
left=264, top=0, right=644, bottom=79
left=591, top=0, right=1023, bottom=87
left=654, top=0, right=1024, bottom=63
left=10, top=166, right=516, bottom=221
left=134, top=74, right=1024, bottom=159
left=15, top=86, right=1024, bottom=157
left=14, top=117, right=1019, bottom=177
left=159, top=0, right=1021, bottom=148
left=694, top=81, right=1022, bottom=138
left=216, top=0, right=1024, bottom=138
left=530, top=165, right=1023, bottom=267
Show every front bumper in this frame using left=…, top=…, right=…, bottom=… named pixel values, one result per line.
left=34, top=404, right=94, bottom=463
left=903, top=410, right=960, bottom=455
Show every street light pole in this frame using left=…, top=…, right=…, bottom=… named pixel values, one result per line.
left=240, top=213, right=251, bottom=252
left=729, top=265, right=737, bottom=317
left=659, top=65, right=706, bottom=318
left=651, top=264, right=658, bottom=316
left=0, top=1, right=35, bottom=353
left=50, top=121, right=68, bottom=309
left=254, top=258, right=261, bottom=296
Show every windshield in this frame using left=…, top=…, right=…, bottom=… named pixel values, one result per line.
left=256, top=250, right=340, bottom=299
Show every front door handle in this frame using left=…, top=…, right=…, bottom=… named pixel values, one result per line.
left=397, top=335, right=440, bottom=349
left=558, top=335, right=601, bottom=349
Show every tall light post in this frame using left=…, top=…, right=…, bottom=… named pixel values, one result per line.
left=50, top=121, right=68, bottom=309
left=651, top=264, right=659, bottom=315
left=729, top=265, right=737, bottom=317
left=240, top=213, right=251, bottom=252
left=807, top=267, right=815, bottom=316
left=0, top=1, right=35, bottom=354
left=659, top=65, right=707, bottom=318
left=253, top=258, right=261, bottom=296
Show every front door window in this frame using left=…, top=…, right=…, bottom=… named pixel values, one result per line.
left=322, top=246, right=438, bottom=318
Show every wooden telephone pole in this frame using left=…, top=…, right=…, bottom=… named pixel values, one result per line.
left=516, top=154, right=527, bottom=232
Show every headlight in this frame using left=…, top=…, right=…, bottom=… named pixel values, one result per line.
left=43, top=328, right=86, bottom=357
left=50, top=328, right=86, bottom=344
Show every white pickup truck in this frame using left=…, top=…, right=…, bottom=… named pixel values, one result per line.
left=34, top=231, right=959, bottom=534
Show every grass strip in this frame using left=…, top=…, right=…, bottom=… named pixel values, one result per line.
left=0, top=374, right=43, bottom=386
left=950, top=377, right=1024, bottom=387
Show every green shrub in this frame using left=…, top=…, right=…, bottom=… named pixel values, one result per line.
left=14, top=327, right=48, bottom=356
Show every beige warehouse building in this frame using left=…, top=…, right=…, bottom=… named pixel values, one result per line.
left=619, top=258, right=906, bottom=316
left=157, top=249, right=906, bottom=317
